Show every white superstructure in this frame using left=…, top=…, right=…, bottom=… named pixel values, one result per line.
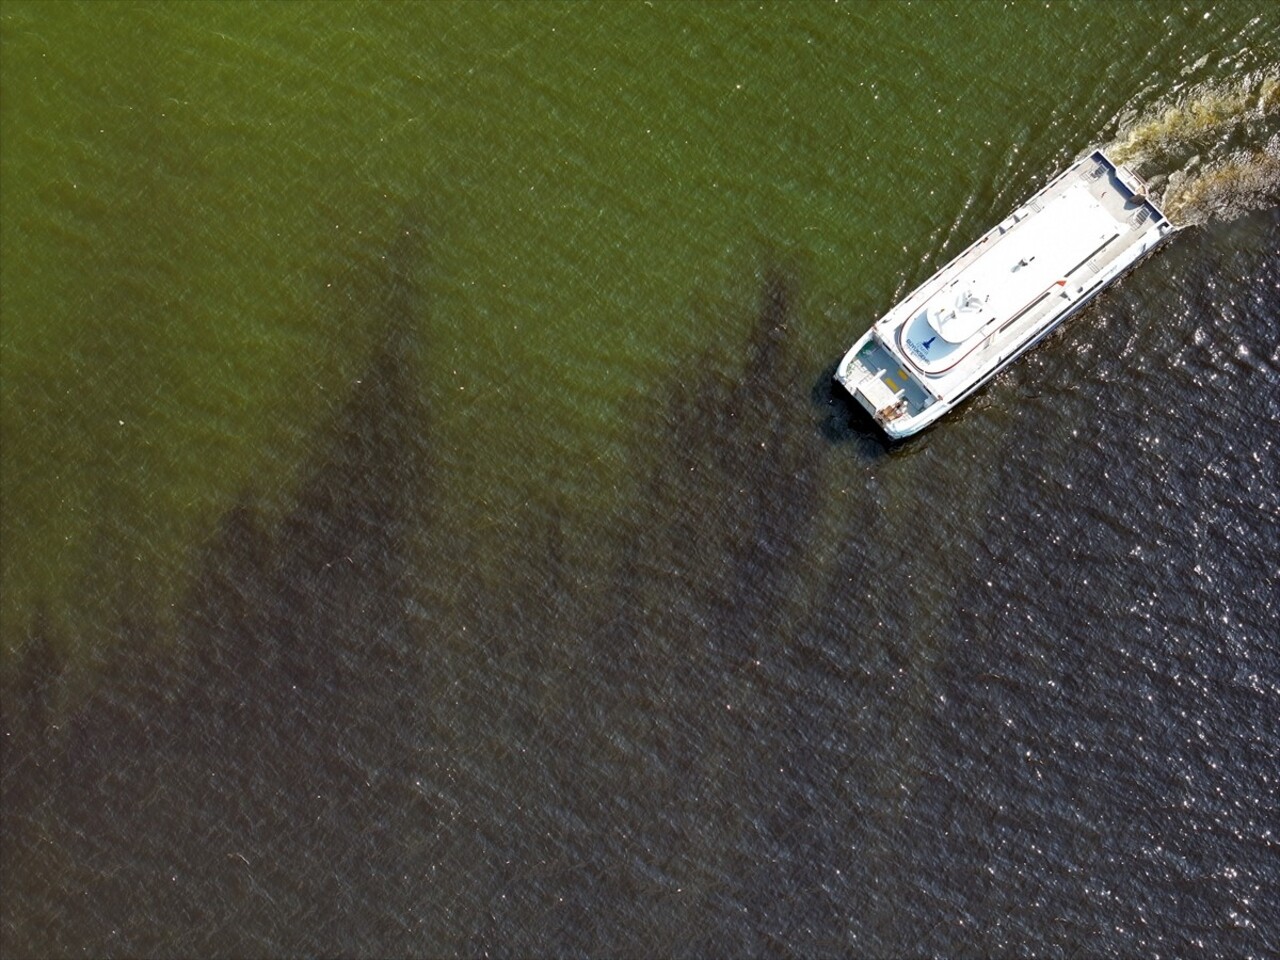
left=835, top=150, right=1176, bottom=439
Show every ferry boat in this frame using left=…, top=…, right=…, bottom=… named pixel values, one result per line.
left=835, top=149, right=1176, bottom=439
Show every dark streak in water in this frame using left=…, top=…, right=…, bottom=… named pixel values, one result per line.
left=3, top=222, right=434, bottom=956
left=3, top=216, right=1279, bottom=957
left=0, top=256, right=835, bottom=956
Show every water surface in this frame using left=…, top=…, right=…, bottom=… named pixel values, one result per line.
left=2, top=2, right=1277, bottom=955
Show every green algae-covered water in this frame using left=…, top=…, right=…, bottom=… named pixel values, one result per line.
left=3, top=2, right=1278, bottom=955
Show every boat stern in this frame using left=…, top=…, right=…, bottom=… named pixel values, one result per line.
left=835, top=330, right=932, bottom=436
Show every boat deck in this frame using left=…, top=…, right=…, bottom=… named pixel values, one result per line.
left=890, top=154, right=1162, bottom=409
left=841, top=335, right=933, bottom=414
left=835, top=149, right=1175, bottom=437
left=866, top=152, right=1170, bottom=421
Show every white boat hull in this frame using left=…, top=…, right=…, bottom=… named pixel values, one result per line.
left=836, top=150, right=1177, bottom=439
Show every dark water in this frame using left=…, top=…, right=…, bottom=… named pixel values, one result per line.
left=5, top=217, right=1277, bottom=956
left=3, top=3, right=1279, bottom=957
